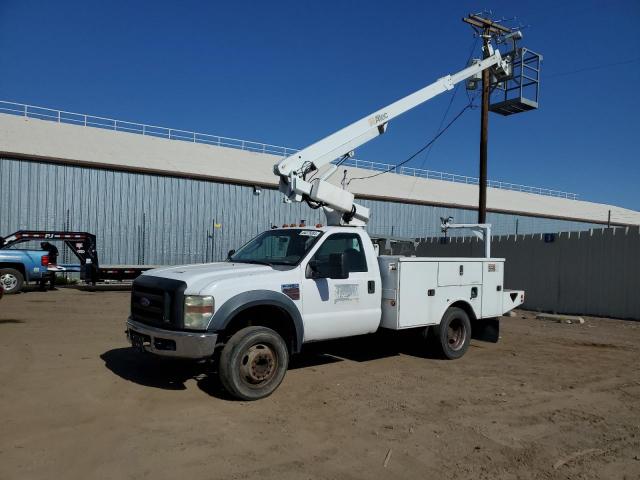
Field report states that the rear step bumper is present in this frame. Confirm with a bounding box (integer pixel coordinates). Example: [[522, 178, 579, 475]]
[[503, 289, 525, 313], [126, 318, 218, 359]]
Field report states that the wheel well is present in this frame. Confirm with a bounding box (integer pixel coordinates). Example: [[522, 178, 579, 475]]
[[221, 305, 298, 353], [448, 300, 478, 322], [0, 263, 26, 277]]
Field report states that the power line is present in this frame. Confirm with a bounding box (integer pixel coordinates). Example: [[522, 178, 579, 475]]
[[346, 40, 481, 187], [346, 102, 475, 186], [546, 56, 640, 79], [416, 36, 480, 172]]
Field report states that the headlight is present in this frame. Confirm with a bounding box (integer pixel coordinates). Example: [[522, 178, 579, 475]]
[[183, 296, 214, 330]]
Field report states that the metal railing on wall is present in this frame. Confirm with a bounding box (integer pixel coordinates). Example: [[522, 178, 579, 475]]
[[0, 100, 578, 200]]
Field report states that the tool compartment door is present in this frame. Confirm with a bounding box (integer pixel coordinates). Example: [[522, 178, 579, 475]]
[[398, 260, 439, 328], [437, 261, 482, 287], [481, 260, 504, 318]]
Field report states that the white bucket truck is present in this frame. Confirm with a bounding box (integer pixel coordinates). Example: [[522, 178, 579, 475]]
[[126, 40, 525, 400]]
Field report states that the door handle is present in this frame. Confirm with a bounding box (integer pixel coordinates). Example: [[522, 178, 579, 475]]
[[471, 287, 478, 299], [368, 280, 375, 294]]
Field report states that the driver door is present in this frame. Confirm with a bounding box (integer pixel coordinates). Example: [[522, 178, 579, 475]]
[[301, 232, 380, 341]]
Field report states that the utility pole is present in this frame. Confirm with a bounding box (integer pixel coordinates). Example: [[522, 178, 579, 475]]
[[479, 36, 490, 223], [463, 14, 511, 223]]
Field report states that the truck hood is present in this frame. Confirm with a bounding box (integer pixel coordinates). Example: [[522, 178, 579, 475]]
[[142, 262, 275, 294]]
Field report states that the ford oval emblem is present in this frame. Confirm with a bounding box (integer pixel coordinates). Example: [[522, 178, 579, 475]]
[[139, 297, 151, 307]]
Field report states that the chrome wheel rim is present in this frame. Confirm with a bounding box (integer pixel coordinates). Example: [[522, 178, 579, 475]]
[[0, 273, 18, 292]]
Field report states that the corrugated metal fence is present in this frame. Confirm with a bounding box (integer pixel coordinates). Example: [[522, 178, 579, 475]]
[[1, 157, 599, 265], [381, 228, 640, 320]]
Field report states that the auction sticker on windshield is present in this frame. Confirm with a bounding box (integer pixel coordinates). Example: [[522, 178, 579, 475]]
[[299, 230, 321, 237]]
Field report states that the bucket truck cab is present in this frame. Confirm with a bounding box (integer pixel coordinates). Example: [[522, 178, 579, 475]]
[[126, 225, 524, 400]]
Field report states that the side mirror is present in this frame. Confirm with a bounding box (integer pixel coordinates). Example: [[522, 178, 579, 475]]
[[227, 249, 236, 260], [306, 252, 349, 280]]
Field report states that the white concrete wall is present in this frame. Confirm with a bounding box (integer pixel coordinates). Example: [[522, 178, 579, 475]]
[[1, 113, 638, 226]]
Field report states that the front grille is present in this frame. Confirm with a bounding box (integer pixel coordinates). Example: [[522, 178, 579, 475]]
[[130, 275, 187, 329], [131, 286, 167, 324]]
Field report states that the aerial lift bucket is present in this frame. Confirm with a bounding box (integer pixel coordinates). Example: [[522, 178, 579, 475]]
[[488, 47, 542, 115]]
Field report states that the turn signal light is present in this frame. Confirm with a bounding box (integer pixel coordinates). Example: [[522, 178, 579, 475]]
[[41, 255, 49, 266]]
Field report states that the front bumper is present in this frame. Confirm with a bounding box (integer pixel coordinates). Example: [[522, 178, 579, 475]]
[[126, 318, 218, 359]]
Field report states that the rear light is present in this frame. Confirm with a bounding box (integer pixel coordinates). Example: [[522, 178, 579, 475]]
[[41, 255, 49, 266]]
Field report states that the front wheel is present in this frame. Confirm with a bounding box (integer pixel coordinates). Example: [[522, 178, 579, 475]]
[[0, 268, 24, 294], [433, 307, 471, 359], [218, 326, 289, 400]]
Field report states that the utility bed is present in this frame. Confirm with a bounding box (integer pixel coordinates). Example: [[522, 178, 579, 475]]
[[378, 256, 524, 330]]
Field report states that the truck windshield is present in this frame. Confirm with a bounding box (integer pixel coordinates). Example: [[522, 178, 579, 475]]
[[230, 229, 323, 266]]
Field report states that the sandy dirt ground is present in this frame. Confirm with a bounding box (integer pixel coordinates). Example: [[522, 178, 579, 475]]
[[0, 288, 639, 480]]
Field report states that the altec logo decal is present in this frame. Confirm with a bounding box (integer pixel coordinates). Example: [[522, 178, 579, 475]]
[[368, 112, 389, 126], [281, 284, 300, 300]]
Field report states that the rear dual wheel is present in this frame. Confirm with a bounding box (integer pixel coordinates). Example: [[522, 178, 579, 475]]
[[219, 326, 289, 401]]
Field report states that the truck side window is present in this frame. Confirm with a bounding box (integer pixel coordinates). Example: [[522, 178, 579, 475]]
[[313, 233, 367, 273]]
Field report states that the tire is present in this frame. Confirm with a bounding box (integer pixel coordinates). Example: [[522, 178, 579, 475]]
[[218, 326, 289, 401], [0, 268, 24, 294], [433, 307, 471, 360]]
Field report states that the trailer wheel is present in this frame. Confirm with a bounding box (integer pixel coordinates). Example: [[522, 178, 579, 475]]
[[0, 268, 24, 294], [434, 307, 471, 359], [219, 326, 289, 401]]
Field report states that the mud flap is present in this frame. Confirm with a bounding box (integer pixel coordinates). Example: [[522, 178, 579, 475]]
[[471, 318, 500, 343]]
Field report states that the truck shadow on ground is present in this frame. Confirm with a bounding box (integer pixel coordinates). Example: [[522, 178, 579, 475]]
[[100, 331, 440, 400]]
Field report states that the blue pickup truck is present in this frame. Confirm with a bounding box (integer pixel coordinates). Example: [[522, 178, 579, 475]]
[[0, 244, 50, 294]]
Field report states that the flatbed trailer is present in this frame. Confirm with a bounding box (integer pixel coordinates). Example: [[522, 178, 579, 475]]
[[0, 230, 153, 287]]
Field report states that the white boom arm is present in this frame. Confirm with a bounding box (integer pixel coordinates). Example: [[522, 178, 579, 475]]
[[274, 48, 511, 226]]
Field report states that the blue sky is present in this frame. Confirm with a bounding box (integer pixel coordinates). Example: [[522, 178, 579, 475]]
[[1, 0, 638, 210]]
